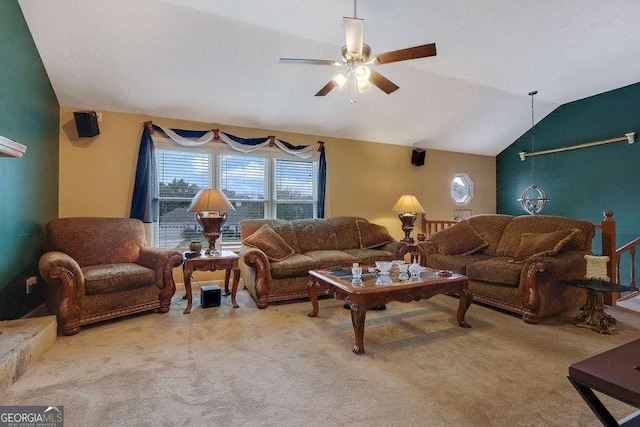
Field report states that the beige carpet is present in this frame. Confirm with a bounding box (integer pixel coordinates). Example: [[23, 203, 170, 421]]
[[4, 283, 640, 427]]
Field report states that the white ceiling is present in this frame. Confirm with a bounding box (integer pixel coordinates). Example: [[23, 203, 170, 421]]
[[18, 0, 640, 155]]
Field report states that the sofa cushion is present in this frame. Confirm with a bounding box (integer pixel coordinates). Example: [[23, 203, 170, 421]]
[[303, 250, 358, 269], [270, 254, 318, 279], [465, 257, 522, 286], [513, 228, 581, 261], [423, 253, 494, 275], [343, 248, 396, 265], [241, 219, 300, 253], [496, 215, 594, 257], [327, 216, 367, 250], [356, 220, 395, 249], [242, 224, 295, 261], [292, 219, 339, 252], [83, 263, 156, 295], [431, 221, 489, 255], [466, 215, 514, 256]]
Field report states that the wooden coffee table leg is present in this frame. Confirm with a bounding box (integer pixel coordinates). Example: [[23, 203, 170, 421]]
[[457, 282, 473, 328], [350, 304, 367, 354], [308, 278, 320, 317]]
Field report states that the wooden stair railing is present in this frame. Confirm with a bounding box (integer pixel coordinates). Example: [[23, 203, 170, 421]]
[[615, 236, 640, 302], [421, 214, 458, 239]]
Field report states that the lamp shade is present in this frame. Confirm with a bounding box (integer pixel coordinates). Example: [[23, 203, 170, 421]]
[[187, 189, 235, 213], [392, 195, 425, 214]]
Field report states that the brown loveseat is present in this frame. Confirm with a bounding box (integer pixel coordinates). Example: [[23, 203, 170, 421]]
[[239, 217, 405, 308], [418, 214, 595, 323], [39, 217, 183, 335]]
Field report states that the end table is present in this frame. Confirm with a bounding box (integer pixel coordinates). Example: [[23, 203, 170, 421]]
[[398, 243, 426, 265], [560, 278, 633, 334], [182, 250, 240, 314]]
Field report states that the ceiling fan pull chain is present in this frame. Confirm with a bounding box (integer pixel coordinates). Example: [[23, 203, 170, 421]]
[[354, 0, 357, 18], [350, 76, 357, 103]]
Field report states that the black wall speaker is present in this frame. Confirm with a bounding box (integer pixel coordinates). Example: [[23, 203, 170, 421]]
[[73, 111, 100, 137], [411, 148, 426, 166]]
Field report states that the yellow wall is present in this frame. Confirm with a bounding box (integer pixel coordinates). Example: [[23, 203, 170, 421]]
[[59, 106, 496, 282]]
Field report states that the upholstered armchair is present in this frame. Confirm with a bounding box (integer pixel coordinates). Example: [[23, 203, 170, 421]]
[[39, 217, 183, 336]]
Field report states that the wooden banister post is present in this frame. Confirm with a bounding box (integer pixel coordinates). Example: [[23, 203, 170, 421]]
[[600, 210, 618, 304]]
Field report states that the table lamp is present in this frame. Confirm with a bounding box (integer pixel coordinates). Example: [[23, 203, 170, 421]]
[[187, 189, 235, 254], [392, 195, 425, 243]]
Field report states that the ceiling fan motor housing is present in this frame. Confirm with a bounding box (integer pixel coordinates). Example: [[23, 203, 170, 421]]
[[340, 44, 371, 65]]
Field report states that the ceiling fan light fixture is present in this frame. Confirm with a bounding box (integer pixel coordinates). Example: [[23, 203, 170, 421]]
[[357, 78, 371, 93], [355, 65, 371, 82], [332, 73, 348, 89]]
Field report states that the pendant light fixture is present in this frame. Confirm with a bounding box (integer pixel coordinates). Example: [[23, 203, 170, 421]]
[[518, 90, 549, 215]]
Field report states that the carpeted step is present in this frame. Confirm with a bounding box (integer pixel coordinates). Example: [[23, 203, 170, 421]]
[[0, 315, 57, 391]]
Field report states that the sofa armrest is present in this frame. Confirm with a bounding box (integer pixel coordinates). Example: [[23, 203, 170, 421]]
[[520, 251, 588, 287], [518, 251, 588, 323], [138, 247, 183, 288], [39, 251, 85, 295], [239, 245, 273, 309], [138, 247, 182, 310], [39, 251, 84, 329], [239, 245, 272, 278]]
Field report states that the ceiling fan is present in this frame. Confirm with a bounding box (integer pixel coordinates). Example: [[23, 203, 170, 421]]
[[279, 0, 437, 102]]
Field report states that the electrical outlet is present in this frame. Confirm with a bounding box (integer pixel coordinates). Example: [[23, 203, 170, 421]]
[[26, 276, 37, 294]]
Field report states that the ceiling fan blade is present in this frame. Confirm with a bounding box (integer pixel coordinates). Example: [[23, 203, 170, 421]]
[[372, 43, 437, 65], [280, 58, 342, 66], [343, 17, 364, 58], [369, 70, 399, 94], [315, 80, 337, 96]]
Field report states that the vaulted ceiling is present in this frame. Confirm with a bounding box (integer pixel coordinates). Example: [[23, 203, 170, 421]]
[[18, 0, 640, 155]]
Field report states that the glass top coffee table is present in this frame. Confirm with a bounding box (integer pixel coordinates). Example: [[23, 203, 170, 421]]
[[308, 267, 472, 354]]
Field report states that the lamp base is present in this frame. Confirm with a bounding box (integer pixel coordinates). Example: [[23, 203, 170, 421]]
[[196, 212, 227, 255], [398, 213, 417, 244]]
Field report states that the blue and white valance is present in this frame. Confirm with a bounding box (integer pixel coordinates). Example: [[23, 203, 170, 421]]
[[152, 124, 319, 159], [131, 122, 327, 230]]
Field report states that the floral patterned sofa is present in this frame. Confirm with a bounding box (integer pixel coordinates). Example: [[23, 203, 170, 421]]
[[239, 217, 405, 308], [39, 217, 183, 335], [418, 214, 595, 323]]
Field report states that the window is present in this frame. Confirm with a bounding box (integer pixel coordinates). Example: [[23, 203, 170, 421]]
[[156, 145, 318, 249], [157, 150, 210, 249], [219, 154, 267, 242], [450, 173, 474, 205], [274, 158, 315, 220]]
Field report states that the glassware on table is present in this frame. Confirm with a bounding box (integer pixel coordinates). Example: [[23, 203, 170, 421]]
[[375, 274, 394, 285], [351, 263, 363, 278], [375, 261, 393, 275], [408, 257, 422, 278], [397, 263, 409, 274]]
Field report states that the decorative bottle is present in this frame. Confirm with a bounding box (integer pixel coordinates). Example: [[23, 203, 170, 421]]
[[408, 255, 421, 278]]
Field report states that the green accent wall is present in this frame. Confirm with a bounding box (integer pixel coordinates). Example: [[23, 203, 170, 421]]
[[0, 1, 59, 319], [497, 82, 640, 261]]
